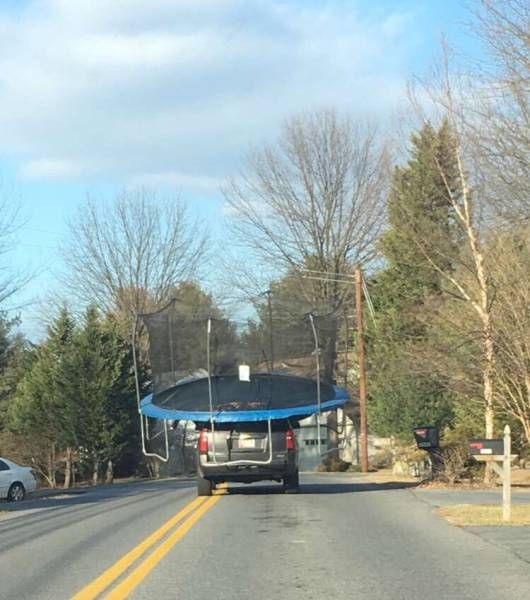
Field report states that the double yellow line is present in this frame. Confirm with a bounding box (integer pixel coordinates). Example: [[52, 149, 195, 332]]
[[73, 486, 226, 600]]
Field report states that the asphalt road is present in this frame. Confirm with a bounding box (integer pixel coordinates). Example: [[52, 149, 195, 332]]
[[1, 474, 530, 599]]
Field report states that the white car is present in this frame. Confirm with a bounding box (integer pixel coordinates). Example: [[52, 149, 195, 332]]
[[0, 458, 37, 502]]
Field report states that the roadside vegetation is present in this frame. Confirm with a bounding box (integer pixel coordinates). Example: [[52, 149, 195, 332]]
[[438, 504, 530, 527], [0, 1, 528, 486]]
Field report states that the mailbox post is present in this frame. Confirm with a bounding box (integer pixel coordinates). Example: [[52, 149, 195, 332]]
[[413, 426, 441, 478], [468, 425, 515, 522], [503, 425, 511, 522]]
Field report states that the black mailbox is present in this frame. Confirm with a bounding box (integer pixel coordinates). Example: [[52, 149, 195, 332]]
[[469, 438, 503, 456], [413, 426, 439, 450]]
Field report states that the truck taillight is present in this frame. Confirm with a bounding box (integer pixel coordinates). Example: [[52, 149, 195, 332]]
[[198, 429, 209, 454], [285, 429, 295, 451]]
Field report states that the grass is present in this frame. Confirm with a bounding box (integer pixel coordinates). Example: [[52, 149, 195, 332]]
[[360, 468, 418, 484], [438, 504, 530, 526], [511, 470, 530, 486]]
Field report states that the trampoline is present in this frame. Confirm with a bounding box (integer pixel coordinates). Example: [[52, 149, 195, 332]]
[[133, 298, 349, 461]]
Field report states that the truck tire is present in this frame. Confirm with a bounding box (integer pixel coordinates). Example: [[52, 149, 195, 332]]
[[197, 474, 213, 496], [283, 470, 299, 494]]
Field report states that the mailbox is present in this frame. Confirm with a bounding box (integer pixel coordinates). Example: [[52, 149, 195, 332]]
[[413, 426, 439, 450], [469, 438, 504, 456]]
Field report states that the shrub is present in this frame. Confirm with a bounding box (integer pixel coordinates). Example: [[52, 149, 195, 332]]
[[392, 445, 431, 478], [317, 454, 351, 472], [517, 445, 530, 469], [370, 448, 393, 470], [429, 443, 484, 484], [348, 464, 362, 473]]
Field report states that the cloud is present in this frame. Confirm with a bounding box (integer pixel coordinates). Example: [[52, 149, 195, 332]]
[[129, 171, 223, 192], [19, 158, 83, 179], [0, 1, 418, 191]]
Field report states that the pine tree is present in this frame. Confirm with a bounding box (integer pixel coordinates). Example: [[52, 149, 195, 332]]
[[72, 305, 135, 484], [0, 314, 27, 431], [378, 119, 461, 308], [9, 306, 77, 486], [368, 121, 461, 439]]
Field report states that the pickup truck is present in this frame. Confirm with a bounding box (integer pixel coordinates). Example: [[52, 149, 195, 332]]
[[196, 419, 299, 495]]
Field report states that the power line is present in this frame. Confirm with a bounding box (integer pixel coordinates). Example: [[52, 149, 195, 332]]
[[362, 278, 375, 321], [301, 274, 376, 325], [301, 275, 358, 285], [298, 268, 356, 280]]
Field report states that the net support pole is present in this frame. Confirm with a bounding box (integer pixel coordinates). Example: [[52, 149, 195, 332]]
[[266, 289, 274, 371], [309, 313, 322, 457], [132, 316, 142, 415], [206, 318, 217, 462], [132, 315, 169, 462]]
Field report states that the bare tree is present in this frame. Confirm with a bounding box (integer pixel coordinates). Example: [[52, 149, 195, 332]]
[[224, 109, 389, 459], [0, 196, 29, 307], [62, 189, 208, 323], [224, 109, 390, 311], [403, 0, 528, 470], [470, 0, 530, 222], [409, 50, 498, 446], [490, 226, 530, 443]]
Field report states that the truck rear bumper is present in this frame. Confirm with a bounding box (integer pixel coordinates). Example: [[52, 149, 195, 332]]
[[199, 458, 296, 483]]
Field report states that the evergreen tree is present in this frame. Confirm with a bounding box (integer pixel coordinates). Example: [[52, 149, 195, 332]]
[[10, 305, 139, 485], [0, 315, 28, 431], [377, 119, 462, 308], [368, 121, 461, 439], [9, 307, 77, 486], [72, 306, 136, 484]]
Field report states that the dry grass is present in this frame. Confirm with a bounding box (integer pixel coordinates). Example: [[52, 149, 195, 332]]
[[362, 468, 418, 484], [419, 480, 494, 490], [511, 470, 530, 486], [438, 504, 530, 526]]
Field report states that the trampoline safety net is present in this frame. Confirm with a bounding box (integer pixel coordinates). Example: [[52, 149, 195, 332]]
[[135, 297, 348, 423]]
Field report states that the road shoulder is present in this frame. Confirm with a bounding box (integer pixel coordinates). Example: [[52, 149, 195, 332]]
[[412, 486, 530, 564]]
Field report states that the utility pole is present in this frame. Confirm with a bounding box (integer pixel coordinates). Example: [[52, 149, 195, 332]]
[[265, 289, 274, 371], [355, 266, 369, 473]]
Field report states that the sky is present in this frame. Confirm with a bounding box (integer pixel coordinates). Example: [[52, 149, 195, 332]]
[[0, 0, 480, 338]]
